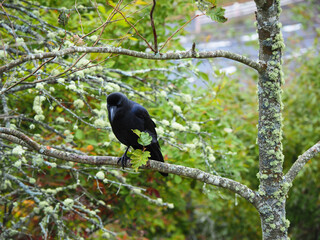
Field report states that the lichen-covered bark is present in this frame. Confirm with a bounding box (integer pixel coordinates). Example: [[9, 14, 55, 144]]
[[0, 46, 261, 78], [0, 127, 262, 210], [255, 0, 288, 239], [285, 141, 320, 185]]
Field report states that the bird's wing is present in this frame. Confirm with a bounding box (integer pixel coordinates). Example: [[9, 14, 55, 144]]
[[132, 104, 158, 143]]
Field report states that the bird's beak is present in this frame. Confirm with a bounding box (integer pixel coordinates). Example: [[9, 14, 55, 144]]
[[109, 106, 116, 122]]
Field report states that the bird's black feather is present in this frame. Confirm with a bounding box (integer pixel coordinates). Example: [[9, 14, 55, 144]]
[[107, 92, 168, 176]]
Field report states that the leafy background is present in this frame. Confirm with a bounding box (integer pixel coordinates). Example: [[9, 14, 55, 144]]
[[0, 0, 319, 239]]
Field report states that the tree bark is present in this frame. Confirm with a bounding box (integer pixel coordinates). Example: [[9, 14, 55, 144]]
[[255, 0, 288, 239]]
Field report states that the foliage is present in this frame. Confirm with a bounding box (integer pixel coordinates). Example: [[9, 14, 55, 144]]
[[0, 0, 319, 239], [132, 129, 152, 146], [0, 0, 252, 239], [283, 52, 320, 239], [130, 130, 152, 171], [195, 0, 228, 23], [214, 50, 320, 239]]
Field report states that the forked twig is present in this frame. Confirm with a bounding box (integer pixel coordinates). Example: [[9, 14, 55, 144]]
[[106, 1, 156, 52]]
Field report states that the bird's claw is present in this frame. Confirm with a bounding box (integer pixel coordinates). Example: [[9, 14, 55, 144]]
[[117, 154, 130, 169]]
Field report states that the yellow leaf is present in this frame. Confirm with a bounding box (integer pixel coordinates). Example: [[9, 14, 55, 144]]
[[128, 36, 138, 41], [135, 0, 148, 5], [56, 106, 63, 113]]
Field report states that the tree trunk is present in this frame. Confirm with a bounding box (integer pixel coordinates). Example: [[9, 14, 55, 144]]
[[255, 0, 289, 239]]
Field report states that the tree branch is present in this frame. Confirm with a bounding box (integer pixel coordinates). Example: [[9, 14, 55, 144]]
[[2, 57, 55, 93], [0, 46, 262, 83], [284, 141, 320, 185], [106, 1, 156, 52], [150, 0, 158, 53], [0, 127, 262, 210]]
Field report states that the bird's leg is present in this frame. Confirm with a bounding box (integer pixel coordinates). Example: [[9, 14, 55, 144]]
[[117, 146, 130, 169]]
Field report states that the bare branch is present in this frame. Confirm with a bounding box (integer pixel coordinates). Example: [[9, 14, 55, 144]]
[[106, 1, 156, 52], [0, 127, 262, 210], [284, 141, 320, 185], [0, 114, 77, 146], [0, 46, 262, 82], [0, 82, 10, 128], [0, 133, 33, 149], [2, 57, 55, 93], [150, 0, 158, 53]]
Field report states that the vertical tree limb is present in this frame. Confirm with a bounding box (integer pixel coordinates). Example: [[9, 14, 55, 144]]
[[150, 0, 158, 53]]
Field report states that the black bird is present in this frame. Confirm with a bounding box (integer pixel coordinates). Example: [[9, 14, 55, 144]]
[[107, 92, 168, 176]]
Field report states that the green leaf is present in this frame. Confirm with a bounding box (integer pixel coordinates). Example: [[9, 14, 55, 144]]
[[132, 129, 141, 137], [138, 132, 152, 146], [75, 129, 84, 140], [199, 72, 209, 82], [174, 175, 182, 184], [207, 7, 228, 23], [130, 149, 150, 172], [132, 129, 152, 146]]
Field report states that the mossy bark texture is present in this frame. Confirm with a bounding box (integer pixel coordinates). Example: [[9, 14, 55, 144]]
[[255, 0, 288, 239]]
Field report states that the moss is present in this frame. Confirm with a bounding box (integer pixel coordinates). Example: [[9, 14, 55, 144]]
[[44, 206, 54, 214], [275, 150, 284, 162], [270, 160, 278, 166], [269, 223, 276, 229], [39, 201, 49, 208], [285, 219, 290, 228], [265, 215, 274, 223], [259, 128, 266, 134], [273, 190, 282, 198], [258, 189, 266, 196], [280, 70, 285, 85], [268, 149, 275, 154], [280, 182, 292, 194], [269, 61, 276, 66], [272, 33, 285, 50]]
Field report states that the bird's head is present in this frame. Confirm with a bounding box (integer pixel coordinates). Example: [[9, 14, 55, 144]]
[[107, 92, 128, 122]]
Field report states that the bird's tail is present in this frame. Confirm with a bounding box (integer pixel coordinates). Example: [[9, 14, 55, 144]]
[[147, 143, 168, 177]]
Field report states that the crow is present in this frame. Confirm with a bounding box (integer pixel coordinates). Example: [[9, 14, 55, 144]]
[[107, 92, 168, 176]]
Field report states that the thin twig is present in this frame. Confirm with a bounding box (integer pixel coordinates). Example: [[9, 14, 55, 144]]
[[106, 1, 156, 52], [92, 0, 123, 47], [0, 82, 10, 128], [150, 0, 158, 53], [81, 2, 150, 40], [74, 0, 84, 35], [1, 57, 55, 93], [90, 0, 103, 23], [159, 14, 204, 52], [0, 2, 18, 55], [42, 89, 102, 129]]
